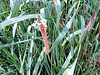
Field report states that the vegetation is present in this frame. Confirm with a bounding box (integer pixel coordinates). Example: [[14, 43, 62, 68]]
[[0, 0, 100, 75]]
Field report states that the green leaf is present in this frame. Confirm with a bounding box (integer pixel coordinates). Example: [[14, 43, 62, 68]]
[[32, 48, 45, 75], [40, 8, 45, 19], [62, 45, 81, 75], [27, 29, 34, 75], [20, 25, 33, 74], [11, 0, 22, 17], [0, 39, 31, 48], [62, 29, 82, 46], [64, 0, 67, 3], [50, 10, 77, 50], [10, 0, 15, 10], [13, 12, 26, 38], [66, 2, 77, 20], [80, 16, 85, 29], [58, 15, 86, 75], [0, 66, 5, 72], [56, 0, 61, 21], [0, 14, 37, 30], [13, 23, 17, 38], [80, 15, 85, 36], [62, 58, 77, 75]]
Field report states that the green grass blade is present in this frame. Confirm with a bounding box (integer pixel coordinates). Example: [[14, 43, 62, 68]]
[[38, 63, 43, 75], [80, 16, 85, 30], [56, 0, 61, 21], [20, 25, 33, 74], [40, 8, 45, 19], [58, 15, 86, 75], [66, 2, 77, 20], [64, 0, 67, 3], [62, 29, 82, 46], [0, 14, 37, 30], [27, 34, 34, 75], [62, 45, 81, 75], [13, 23, 17, 38], [0, 66, 5, 72], [80, 15, 85, 36], [50, 10, 77, 50], [32, 48, 45, 75], [58, 47, 76, 75], [13, 12, 25, 38], [62, 58, 77, 75], [10, 0, 15, 10], [11, 0, 22, 17], [0, 39, 31, 48]]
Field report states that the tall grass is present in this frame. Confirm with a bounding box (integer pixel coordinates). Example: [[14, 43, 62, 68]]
[[0, 0, 100, 75]]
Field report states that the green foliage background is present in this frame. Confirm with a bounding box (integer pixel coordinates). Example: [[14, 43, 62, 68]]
[[0, 0, 100, 75]]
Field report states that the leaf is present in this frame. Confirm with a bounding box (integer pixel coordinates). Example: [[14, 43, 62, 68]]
[[66, 2, 77, 20], [32, 48, 45, 75], [50, 10, 77, 50], [0, 14, 37, 30], [62, 58, 77, 75], [38, 63, 43, 75], [13, 12, 25, 38], [40, 8, 45, 19], [20, 25, 33, 74], [0, 39, 31, 48], [27, 29, 34, 75], [0, 66, 5, 72], [13, 23, 17, 38], [11, 0, 22, 17], [62, 29, 82, 46], [58, 48, 74, 75], [56, 0, 61, 20], [80, 16, 85, 29], [62, 44, 81, 75], [80, 16, 85, 36], [30, 0, 42, 2], [58, 44, 82, 75], [64, 0, 67, 3], [10, 0, 15, 10], [58, 15, 86, 75]]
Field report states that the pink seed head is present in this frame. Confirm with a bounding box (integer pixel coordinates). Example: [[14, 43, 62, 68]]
[[95, 23, 99, 30], [52, 8, 54, 19], [53, 0, 56, 5], [84, 7, 87, 14], [97, 4, 100, 11], [92, 11, 97, 19], [94, 33, 99, 41], [32, 1, 37, 7]]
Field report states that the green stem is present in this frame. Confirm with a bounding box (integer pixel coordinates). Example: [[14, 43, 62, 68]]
[[47, 54, 60, 71], [55, 6, 58, 25]]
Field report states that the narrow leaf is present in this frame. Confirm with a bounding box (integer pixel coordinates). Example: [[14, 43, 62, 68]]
[[50, 10, 77, 50], [33, 48, 45, 75], [62, 58, 77, 75], [0, 14, 37, 30]]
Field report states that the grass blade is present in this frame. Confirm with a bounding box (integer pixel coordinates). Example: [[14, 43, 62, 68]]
[[11, 0, 22, 17], [56, 0, 61, 21], [0, 14, 37, 30], [62, 58, 77, 75], [62, 29, 82, 46], [32, 48, 45, 75], [50, 10, 77, 50], [66, 2, 77, 20], [27, 32, 34, 75], [62, 45, 81, 75]]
